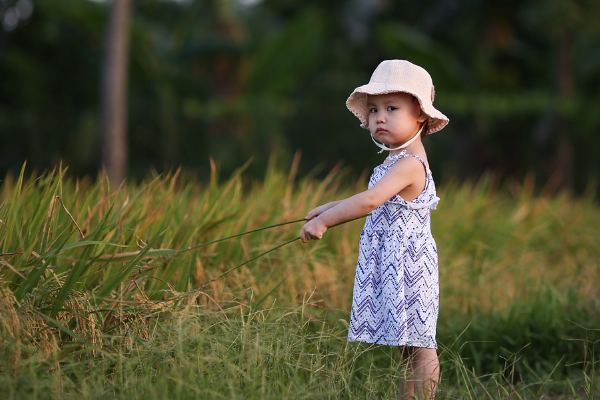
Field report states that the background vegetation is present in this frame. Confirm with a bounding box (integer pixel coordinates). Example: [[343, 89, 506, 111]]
[[1, 0, 600, 192]]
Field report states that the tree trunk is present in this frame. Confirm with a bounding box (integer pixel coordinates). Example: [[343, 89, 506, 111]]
[[555, 30, 573, 192], [100, 0, 132, 186]]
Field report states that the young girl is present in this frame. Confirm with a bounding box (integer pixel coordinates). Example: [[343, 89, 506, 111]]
[[301, 60, 449, 399]]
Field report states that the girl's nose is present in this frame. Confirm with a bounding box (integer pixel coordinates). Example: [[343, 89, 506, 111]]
[[376, 113, 385, 124]]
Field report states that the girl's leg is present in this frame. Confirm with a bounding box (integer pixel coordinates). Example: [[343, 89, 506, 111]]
[[398, 347, 439, 400], [413, 347, 439, 399]]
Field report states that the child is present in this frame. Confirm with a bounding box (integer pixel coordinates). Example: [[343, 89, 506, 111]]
[[301, 59, 448, 399]]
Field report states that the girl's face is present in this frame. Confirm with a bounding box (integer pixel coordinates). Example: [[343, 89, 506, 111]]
[[367, 92, 427, 150]]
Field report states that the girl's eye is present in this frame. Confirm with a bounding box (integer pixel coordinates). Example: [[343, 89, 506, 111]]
[[369, 108, 377, 113], [387, 106, 397, 111]]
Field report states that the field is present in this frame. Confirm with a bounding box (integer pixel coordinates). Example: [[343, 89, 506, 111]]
[[1, 159, 599, 399]]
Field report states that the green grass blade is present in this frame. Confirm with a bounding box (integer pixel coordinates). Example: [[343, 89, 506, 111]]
[[94, 233, 165, 300], [52, 204, 117, 312]]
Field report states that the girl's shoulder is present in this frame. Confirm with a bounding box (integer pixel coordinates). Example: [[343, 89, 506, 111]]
[[382, 151, 439, 209], [384, 150, 430, 171]]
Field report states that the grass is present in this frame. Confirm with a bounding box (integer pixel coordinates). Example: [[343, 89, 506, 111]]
[[0, 158, 599, 398]]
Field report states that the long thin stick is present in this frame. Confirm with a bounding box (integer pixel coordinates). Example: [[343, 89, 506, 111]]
[[183, 217, 306, 252], [196, 213, 370, 288], [65, 218, 308, 263], [199, 237, 301, 288]]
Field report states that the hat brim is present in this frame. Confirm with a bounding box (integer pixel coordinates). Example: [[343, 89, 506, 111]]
[[346, 84, 449, 135]]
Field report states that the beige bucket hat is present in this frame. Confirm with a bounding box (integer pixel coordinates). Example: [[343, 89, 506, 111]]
[[346, 60, 449, 134]]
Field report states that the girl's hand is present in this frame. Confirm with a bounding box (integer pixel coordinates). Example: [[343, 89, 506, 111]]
[[300, 218, 328, 243]]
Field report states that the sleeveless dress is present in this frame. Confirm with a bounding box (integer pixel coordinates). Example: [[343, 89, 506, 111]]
[[347, 150, 440, 348]]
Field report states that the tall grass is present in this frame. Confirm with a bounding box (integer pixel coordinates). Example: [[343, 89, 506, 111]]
[[0, 159, 599, 398]]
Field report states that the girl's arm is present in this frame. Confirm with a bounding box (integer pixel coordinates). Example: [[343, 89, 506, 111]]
[[305, 200, 343, 220], [301, 158, 424, 243]]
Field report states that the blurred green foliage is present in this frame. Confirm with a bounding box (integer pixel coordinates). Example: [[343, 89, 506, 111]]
[[1, 0, 600, 193]]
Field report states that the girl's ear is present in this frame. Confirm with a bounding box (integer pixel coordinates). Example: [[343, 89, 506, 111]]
[[417, 111, 428, 123]]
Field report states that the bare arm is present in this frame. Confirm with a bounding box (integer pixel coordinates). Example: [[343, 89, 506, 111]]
[[305, 200, 343, 220], [301, 158, 424, 242]]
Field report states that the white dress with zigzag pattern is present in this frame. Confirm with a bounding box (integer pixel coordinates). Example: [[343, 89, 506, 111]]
[[348, 150, 440, 348]]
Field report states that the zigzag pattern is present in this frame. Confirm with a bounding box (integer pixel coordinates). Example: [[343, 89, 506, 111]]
[[348, 151, 440, 349]]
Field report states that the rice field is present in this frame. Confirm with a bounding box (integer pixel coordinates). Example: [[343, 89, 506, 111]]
[[0, 158, 599, 399]]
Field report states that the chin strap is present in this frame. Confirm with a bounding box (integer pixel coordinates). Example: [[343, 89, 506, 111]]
[[371, 125, 424, 154]]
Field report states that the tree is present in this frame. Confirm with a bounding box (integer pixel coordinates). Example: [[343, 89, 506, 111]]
[[100, 0, 132, 185]]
